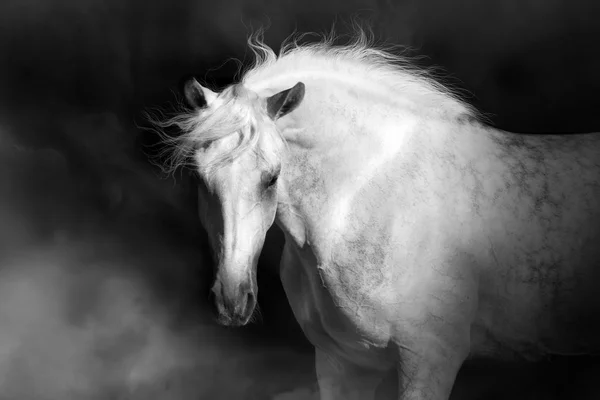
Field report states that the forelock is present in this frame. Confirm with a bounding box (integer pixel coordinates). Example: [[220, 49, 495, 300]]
[[148, 83, 281, 179]]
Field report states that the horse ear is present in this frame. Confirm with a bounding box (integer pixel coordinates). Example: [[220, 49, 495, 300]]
[[267, 82, 305, 120], [183, 78, 218, 110]]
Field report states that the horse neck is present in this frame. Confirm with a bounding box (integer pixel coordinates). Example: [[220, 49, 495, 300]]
[[284, 77, 482, 162], [272, 77, 487, 248]]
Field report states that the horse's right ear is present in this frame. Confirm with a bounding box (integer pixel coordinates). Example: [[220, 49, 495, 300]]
[[183, 78, 218, 110]]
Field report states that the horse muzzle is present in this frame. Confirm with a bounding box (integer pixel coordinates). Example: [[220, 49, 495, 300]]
[[211, 279, 257, 327]]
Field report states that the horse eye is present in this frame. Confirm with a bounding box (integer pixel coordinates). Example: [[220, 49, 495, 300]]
[[266, 174, 278, 188]]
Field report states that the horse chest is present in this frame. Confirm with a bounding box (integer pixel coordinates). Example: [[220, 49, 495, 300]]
[[279, 242, 394, 370]]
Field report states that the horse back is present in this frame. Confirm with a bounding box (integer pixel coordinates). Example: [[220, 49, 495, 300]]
[[469, 129, 600, 359]]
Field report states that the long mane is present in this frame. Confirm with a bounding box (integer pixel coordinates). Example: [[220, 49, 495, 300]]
[[148, 26, 482, 176], [242, 28, 479, 118]]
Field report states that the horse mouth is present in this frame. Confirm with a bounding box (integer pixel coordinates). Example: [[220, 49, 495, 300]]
[[215, 309, 254, 327], [216, 314, 249, 327]]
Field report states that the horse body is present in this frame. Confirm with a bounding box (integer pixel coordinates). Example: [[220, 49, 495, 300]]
[[275, 93, 600, 396], [467, 130, 600, 360], [157, 31, 600, 399]]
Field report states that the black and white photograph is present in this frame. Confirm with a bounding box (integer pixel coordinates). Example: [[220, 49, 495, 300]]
[[0, 0, 599, 399]]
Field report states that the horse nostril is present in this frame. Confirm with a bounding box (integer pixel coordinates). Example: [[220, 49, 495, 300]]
[[244, 291, 256, 316]]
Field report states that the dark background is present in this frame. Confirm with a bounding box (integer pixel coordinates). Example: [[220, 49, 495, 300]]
[[0, 0, 599, 399]]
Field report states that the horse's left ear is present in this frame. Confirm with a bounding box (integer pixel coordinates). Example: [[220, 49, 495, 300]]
[[267, 82, 305, 120]]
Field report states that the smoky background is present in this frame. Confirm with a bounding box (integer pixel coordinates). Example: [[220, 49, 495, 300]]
[[0, 0, 599, 399]]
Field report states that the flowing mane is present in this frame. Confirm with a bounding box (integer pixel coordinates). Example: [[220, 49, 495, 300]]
[[149, 28, 482, 175], [242, 29, 478, 117]]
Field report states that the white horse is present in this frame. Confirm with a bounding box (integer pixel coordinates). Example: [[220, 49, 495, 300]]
[[154, 30, 600, 399]]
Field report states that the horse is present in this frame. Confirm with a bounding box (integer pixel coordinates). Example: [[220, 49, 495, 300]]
[[153, 30, 600, 399]]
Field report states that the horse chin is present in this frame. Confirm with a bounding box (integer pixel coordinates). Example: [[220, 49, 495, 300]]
[[216, 312, 253, 328]]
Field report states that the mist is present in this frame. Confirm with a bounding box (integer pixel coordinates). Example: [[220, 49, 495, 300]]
[[0, 0, 598, 399]]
